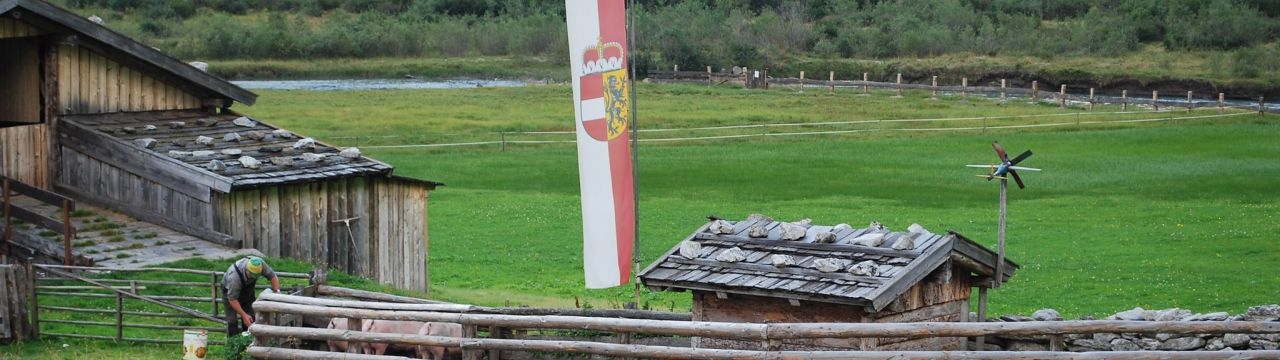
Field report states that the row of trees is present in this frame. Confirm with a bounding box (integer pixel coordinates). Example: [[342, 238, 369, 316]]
[[59, 0, 1280, 71]]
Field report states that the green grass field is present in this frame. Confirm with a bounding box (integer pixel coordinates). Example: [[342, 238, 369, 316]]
[[248, 83, 1279, 318], [2, 83, 1277, 359]]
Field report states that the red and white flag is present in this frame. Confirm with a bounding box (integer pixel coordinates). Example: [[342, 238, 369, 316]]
[[566, 0, 634, 289]]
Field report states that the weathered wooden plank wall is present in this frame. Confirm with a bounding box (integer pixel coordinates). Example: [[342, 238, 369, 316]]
[[0, 125, 48, 188], [0, 37, 41, 123], [0, 18, 43, 38], [213, 177, 430, 292], [55, 44, 201, 115]]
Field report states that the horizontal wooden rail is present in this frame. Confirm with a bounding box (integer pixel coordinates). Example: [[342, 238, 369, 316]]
[[247, 325, 1280, 360], [297, 289, 690, 321], [38, 285, 147, 290], [254, 299, 1280, 341], [40, 305, 196, 319], [41, 278, 212, 287], [37, 291, 214, 303], [35, 263, 311, 279], [39, 319, 221, 332], [42, 332, 226, 345]]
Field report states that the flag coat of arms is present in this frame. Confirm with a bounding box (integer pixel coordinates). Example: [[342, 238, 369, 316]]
[[565, 0, 635, 289]]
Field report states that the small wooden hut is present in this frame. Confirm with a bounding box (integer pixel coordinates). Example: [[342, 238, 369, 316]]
[[639, 214, 1018, 351], [0, 0, 437, 291]]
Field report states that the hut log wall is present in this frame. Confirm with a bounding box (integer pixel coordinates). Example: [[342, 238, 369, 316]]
[[213, 177, 429, 292], [692, 269, 970, 351], [0, 18, 50, 188], [0, 125, 49, 188], [55, 44, 201, 115]]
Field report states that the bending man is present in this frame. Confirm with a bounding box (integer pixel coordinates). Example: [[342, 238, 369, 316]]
[[222, 256, 280, 336]]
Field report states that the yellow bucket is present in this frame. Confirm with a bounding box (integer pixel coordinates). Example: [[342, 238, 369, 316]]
[[182, 329, 208, 359]]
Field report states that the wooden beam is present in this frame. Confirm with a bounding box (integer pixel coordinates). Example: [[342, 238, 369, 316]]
[[38, 265, 224, 324], [59, 121, 231, 198]]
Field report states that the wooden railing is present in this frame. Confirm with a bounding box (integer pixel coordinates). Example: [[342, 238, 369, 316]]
[[248, 292, 1280, 360], [2, 175, 76, 265]]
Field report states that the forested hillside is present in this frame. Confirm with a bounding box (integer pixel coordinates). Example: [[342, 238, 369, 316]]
[[53, 0, 1280, 84]]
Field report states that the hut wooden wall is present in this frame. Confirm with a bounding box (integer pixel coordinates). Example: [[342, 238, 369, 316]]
[[55, 44, 202, 115], [0, 125, 49, 188], [213, 177, 431, 292], [692, 269, 971, 351], [0, 18, 43, 38], [0, 36, 41, 123]]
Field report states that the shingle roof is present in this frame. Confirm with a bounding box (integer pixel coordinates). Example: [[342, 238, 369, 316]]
[[639, 215, 1018, 311], [60, 110, 396, 189]]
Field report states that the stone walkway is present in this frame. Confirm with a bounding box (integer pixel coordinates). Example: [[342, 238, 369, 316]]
[[5, 195, 258, 268]]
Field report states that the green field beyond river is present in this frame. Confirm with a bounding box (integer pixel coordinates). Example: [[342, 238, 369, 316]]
[[245, 83, 1280, 318]]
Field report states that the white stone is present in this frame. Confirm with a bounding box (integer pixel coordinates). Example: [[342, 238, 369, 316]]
[[848, 260, 878, 276], [238, 156, 260, 169], [814, 258, 846, 273], [220, 149, 243, 156], [189, 61, 208, 72], [747, 225, 768, 238], [190, 150, 215, 158], [293, 137, 316, 149], [678, 240, 701, 259], [339, 147, 361, 158], [168, 121, 186, 129], [1224, 333, 1251, 348], [1032, 308, 1063, 321], [832, 223, 851, 231], [713, 247, 746, 263], [779, 222, 807, 241], [206, 160, 225, 171], [167, 150, 190, 158], [224, 132, 242, 142], [850, 232, 885, 247], [143, 125, 157, 131], [195, 136, 214, 146], [301, 153, 327, 162], [270, 157, 294, 166], [708, 220, 734, 234], [868, 220, 886, 231], [814, 231, 837, 243], [134, 138, 157, 149], [232, 116, 256, 128], [770, 254, 795, 267], [891, 234, 915, 250], [271, 129, 294, 139], [87, 15, 103, 24]]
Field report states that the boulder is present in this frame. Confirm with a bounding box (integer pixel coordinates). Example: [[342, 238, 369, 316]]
[[143, 124, 157, 131], [196, 118, 218, 127], [271, 129, 294, 138], [206, 160, 226, 171], [770, 254, 795, 267], [293, 137, 316, 149], [270, 157, 294, 166], [1187, 312, 1230, 321], [1066, 339, 1107, 352], [167, 150, 190, 158], [814, 231, 836, 243], [1032, 309, 1062, 321], [224, 132, 242, 142], [1110, 307, 1149, 321], [813, 258, 846, 273], [195, 136, 214, 146], [221, 149, 243, 156], [1204, 338, 1226, 351], [848, 260, 878, 276], [1109, 339, 1141, 351], [832, 223, 851, 231], [890, 234, 914, 250], [1223, 333, 1251, 348], [238, 156, 261, 169], [1250, 339, 1278, 350], [191, 150, 215, 158], [301, 153, 327, 162], [708, 220, 734, 234], [747, 225, 768, 238], [714, 247, 746, 263], [233, 116, 256, 128], [678, 241, 701, 259], [1247, 304, 1280, 320], [1158, 337, 1204, 351], [850, 232, 885, 247], [778, 222, 806, 241]]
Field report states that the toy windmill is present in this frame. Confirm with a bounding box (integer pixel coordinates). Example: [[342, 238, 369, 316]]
[[967, 141, 1040, 287]]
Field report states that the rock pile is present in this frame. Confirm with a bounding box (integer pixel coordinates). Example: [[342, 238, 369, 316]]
[[978, 305, 1280, 352]]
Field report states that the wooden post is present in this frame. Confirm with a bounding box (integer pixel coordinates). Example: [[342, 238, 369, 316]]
[[1219, 93, 1225, 114], [743, 67, 749, 89], [706, 66, 712, 86], [931, 76, 938, 100], [488, 325, 503, 360], [862, 73, 869, 95], [1122, 90, 1128, 111], [1000, 79, 1006, 101], [347, 318, 362, 353], [2, 178, 10, 258], [673, 64, 678, 72], [763, 69, 770, 90], [1058, 84, 1067, 108], [976, 286, 988, 350], [27, 258, 37, 339], [828, 71, 835, 95], [962, 77, 968, 101], [1261, 96, 1266, 116], [1187, 91, 1193, 114], [115, 292, 124, 341], [1152, 90, 1159, 111], [895, 73, 902, 97], [61, 199, 72, 266], [996, 179, 1007, 288], [463, 324, 480, 360], [211, 273, 219, 315], [1088, 88, 1095, 111], [799, 71, 805, 93], [1031, 81, 1039, 103]]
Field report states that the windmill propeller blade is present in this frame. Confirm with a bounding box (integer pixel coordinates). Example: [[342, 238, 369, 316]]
[[992, 141, 1008, 162], [1010, 150, 1033, 166], [1009, 169, 1026, 189]]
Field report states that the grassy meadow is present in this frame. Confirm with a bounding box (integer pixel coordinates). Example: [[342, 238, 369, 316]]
[[246, 83, 1279, 318]]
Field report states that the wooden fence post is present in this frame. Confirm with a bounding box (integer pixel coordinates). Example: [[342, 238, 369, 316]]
[[61, 199, 71, 266], [1260, 96, 1266, 116], [799, 71, 805, 93], [673, 64, 678, 73], [706, 66, 712, 86], [1122, 90, 1128, 111], [1219, 93, 1225, 114], [742, 67, 749, 89], [895, 73, 902, 97], [976, 287, 988, 350], [463, 324, 480, 360], [2, 178, 10, 258], [931, 76, 938, 100], [1089, 88, 1095, 111], [116, 292, 124, 341], [1000, 79, 1006, 101], [211, 273, 219, 315], [828, 71, 834, 95], [962, 77, 968, 101], [1031, 81, 1039, 103], [1152, 90, 1159, 111], [488, 325, 503, 360], [862, 73, 869, 95], [27, 258, 37, 339], [1059, 84, 1066, 108]]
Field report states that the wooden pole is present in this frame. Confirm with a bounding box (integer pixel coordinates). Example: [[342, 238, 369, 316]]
[[673, 64, 678, 72], [999, 79, 1006, 101], [1261, 96, 1266, 116], [2, 178, 10, 258], [211, 273, 219, 316], [37, 266, 223, 323], [1058, 84, 1066, 108], [61, 199, 71, 266], [895, 73, 902, 97], [1031, 81, 1039, 103], [245, 326, 1280, 360], [862, 73, 869, 95], [1187, 91, 1193, 114], [1152, 90, 1159, 111], [799, 71, 805, 93], [488, 325, 503, 360], [27, 258, 38, 339], [1122, 90, 1128, 111], [995, 179, 1007, 288], [115, 292, 124, 341], [706, 66, 712, 86], [1088, 88, 1095, 111], [976, 287, 988, 350], [961, 77, 968, 101], [828, 71, 834, 95], [1219, 93, 1225, 114], [931, 76, 938, 99]]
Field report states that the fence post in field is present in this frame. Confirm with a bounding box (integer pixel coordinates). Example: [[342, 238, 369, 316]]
[[673, 64, 678, 72], [500, 132, 506, 152], [829, 71, 835, 95], [1059, 84, 1066, 108], [1186, 91, 1193, 113], [764, 69, 770, 89], [799, 71, 805, 93], [1122, 90, 1128, 111], [1152, 90, 1159, 111], [1000, 79, 1006, 101], [977, 287, 989, 349], [962, 77, 968, 101], [895, 73, 902, 97], [1261, 96, 1266, 116], [211, 273, 219, 315], [27, 258, 37, 339], [931, 76, 938, 100], [1032, 81, 1039, 103], [862, 73, 869, 95], [1219, 93, 1225, 114], [115, 292, 124, 341], [743, 67, 750, 89], [707, 66, 712, 86], [1089, 88, 1095, 111]]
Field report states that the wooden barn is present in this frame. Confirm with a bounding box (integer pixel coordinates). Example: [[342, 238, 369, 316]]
[[0, 0, 437, 291], [639, 214, 1018, 351]]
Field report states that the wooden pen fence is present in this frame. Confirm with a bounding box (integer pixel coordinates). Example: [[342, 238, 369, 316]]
[[12, 262, 312, 344], [247, 292, 1280, 360]]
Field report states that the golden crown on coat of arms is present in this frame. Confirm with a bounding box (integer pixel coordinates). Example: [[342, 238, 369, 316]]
[[583, 38, 625, 74]]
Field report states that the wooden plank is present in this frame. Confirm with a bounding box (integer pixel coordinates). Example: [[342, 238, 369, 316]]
[[295, 183, 312, 262], [56, 44, 71, 114], [265, 186, 282, 258], [694, 233, 920, 259], [104, 57, 116, 112], [329, 179, 349, 272], [59, 120, 233, 193], [311, 182, 328, 265], [279, 184, 297, 259], [374, 179, 391, 284], [349, 177, 369, 279], [94, 51, 105, 113], [1, 174, 71, 208]]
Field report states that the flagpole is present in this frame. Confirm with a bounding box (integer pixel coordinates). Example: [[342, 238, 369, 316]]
[[625, 0, 642, 307]]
